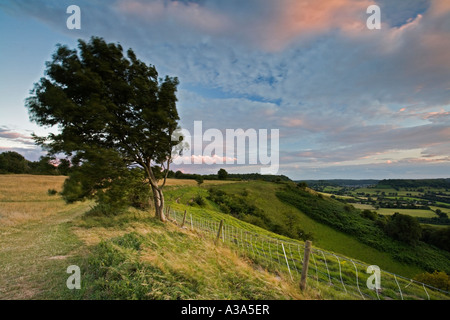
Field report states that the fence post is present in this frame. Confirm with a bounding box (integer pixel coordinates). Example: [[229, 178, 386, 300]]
[[215, 220, 224, 245], [181, 210, 187, 228], [300, 240, 312, 291]]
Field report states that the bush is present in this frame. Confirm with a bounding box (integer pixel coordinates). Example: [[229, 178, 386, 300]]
[[86, 203, 127, 217], [361, 209, 377, 221], [192, 194, 206, 207], [47, 188, 58, 196], [421, 226, 450, 252], [414, 271, 450, 291], [384, 213, 422, 245]]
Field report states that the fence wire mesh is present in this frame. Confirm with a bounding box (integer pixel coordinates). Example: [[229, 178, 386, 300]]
[[168, 209, 450, 300]]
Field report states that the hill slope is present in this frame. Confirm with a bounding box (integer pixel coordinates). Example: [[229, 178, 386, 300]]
[[166, 181, 450, 278]]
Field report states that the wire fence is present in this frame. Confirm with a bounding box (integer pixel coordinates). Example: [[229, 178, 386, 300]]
[[167, 208, 450, 300]]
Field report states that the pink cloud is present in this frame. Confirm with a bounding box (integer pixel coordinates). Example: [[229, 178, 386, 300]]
[[257, 0, 374, 51], [174, 154, 237, 165], [115, 0, 231, 34], [283, 118, 304, 128]]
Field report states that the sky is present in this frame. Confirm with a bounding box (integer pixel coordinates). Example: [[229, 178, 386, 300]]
[[0, 0, 449, 180]]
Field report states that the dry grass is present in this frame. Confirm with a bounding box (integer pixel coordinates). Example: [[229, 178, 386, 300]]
[[0, 175, 67, 201], [0, 175, 76, 227], [133, 221, 310, 300]]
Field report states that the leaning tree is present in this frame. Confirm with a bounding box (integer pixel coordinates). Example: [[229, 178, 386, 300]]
[[26, 36, 182, 221]]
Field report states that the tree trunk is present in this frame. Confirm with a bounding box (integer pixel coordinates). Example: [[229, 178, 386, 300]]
[[151, 184, 166, 222]]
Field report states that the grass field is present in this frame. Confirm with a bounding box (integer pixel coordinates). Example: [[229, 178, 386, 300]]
[[0, 174, 91, 299], [376, 208, 438, 218], [0, 175, 311, 300], [352, 203, 376, 210]]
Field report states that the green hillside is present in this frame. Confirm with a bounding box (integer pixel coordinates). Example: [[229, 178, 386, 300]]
[[166, 181, 450, 278]]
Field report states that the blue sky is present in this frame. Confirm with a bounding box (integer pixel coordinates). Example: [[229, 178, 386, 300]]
[[0, 0, 449, 180]]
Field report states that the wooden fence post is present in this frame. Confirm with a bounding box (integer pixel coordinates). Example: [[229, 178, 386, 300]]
[[181, 210, 187, 228], [215, 220, 224, 245], [300, 240, 312, 291]]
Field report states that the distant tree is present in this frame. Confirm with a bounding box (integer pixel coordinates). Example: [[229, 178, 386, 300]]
[[435, 209, 448, 219], [195, 175, 204, 186], [0, 151, 29, 173], [361, 209, 377, 221], [26, 37, 182, 221], [297, 181, 308, 189], [57, 158, 71, 176], [32, 156, 58, 175], [218, 168, 228, 180], [166, 170, 175, 178], [174, 170, 184, 179]]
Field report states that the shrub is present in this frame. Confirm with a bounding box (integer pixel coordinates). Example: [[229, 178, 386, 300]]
[[414, 271, 450, 291], [384, 213, 422, 245], [361, 209, 377, 221], [192, 194, 206, 207], [47, 188, 58, 196], [85, 203, 127, 217]]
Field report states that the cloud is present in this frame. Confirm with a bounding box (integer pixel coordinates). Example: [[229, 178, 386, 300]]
[[0, 126, 35, 146]]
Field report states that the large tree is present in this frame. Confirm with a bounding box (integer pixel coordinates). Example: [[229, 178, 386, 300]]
[[26, 37, 182, 221]]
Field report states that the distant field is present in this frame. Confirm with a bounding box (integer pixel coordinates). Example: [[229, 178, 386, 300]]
[[0, 175, 79, 227], [376, 208, 438, 218], [0, 174, 67, 202], [317, 192, 353, 199], [430, 206, 450, 215], [352, 203, 376, 210], [161, 178, 238, 187]]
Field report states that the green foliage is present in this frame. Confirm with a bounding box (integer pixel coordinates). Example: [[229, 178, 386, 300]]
[[361, 209, 378, 221], [195, 175, 204, 185], [0, 151, 29, 173], [61, 148, 152, 215], [276, 185, 387, 249], [26, 36, 182, 219], [414, 271, 450, 291], [208, 188, 265, 221], [297, 181, 308, 189], [435, 209, 448, 219], [421, 226, 450, 252], [0, 151, 73, 175], [384, 213, 422, 246], [192, 194, 206, 207], [47, 188, 58, 196], [379, 179, 450, 189], [218, 168, 228, 180], [208, 187, 312, 241]]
